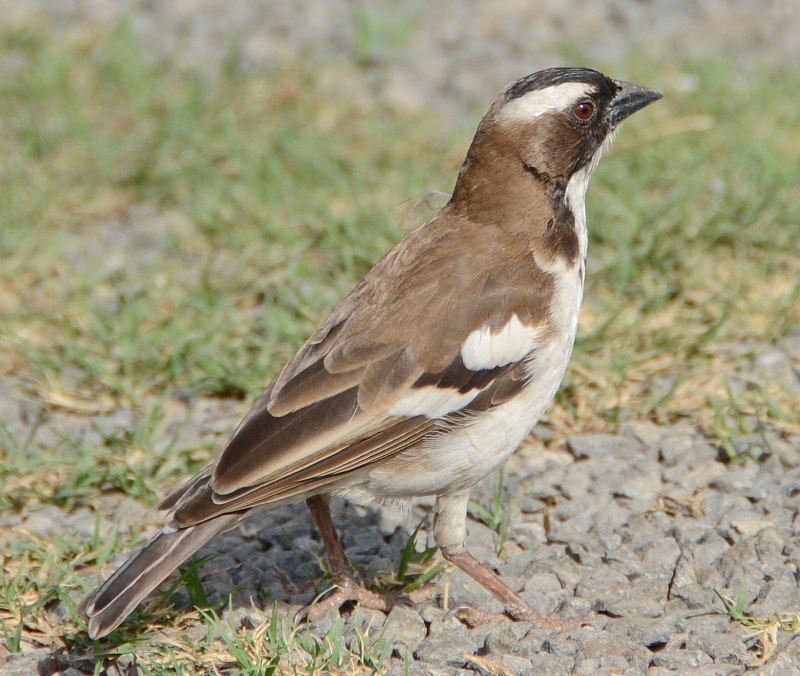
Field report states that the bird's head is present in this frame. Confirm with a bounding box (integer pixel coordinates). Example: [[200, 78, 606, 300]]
[[451, 67, 661, 220]]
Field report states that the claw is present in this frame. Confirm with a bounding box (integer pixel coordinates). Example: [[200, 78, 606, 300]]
[[445, 602, 595, 630], [295, 583, 392, 624]]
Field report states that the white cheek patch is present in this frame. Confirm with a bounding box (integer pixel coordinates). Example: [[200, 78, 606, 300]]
[[461, 314, 542, 371], [388, 386, 479, 418], [499, 82, 594, 122]]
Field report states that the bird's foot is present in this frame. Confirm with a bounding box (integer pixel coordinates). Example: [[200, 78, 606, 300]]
[[438, 548, 594, 630], [447, 602, 593, 630], [298, 582, 390, 622], [297, 579, 438, 622]]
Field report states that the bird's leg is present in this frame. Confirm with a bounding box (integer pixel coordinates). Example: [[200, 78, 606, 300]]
[[301, 495, 390, 618], [306, 495, 358, 583], [435, 491, 583, 629]]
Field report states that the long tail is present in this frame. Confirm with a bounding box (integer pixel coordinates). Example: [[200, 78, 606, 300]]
[[79, 512, 241, 638]]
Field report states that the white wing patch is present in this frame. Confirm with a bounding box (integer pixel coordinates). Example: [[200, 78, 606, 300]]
[[499, 82, 593, 122], [388, 386, 479, 418], [387, 314, 543, 419], [461, 314, 542, 371]]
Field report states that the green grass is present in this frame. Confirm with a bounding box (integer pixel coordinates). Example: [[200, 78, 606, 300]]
[[1, 20, 799, 672], [468, 469, 518, 555], [714, 587, 800, 665], [576, 65, 800, 432]]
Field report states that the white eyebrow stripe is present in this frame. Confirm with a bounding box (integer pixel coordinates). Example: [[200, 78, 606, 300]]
[[499, 82, 594, 122]]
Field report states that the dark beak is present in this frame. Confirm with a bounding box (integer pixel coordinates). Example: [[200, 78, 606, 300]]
[[609, 80, 662, 127]]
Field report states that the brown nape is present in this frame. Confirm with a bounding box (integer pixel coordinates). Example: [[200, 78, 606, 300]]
[[450, 119, 554, 230], [450, 114, 583, 269]]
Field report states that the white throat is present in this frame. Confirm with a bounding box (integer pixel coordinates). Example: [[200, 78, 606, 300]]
[[564, 131, 616, 264], [565, 165, 591, 265]]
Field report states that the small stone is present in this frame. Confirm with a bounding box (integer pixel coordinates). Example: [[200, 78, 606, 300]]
[[574, 635, 651, 673], [515, 589, 568, 615], [770, 438, 800, 467], [485, 629, 544, 658], [684, 631, 748, 662], [523, 572, 563, 594], [381, 606, 426, 659], [42, 599, 72, 628], [650, 648, 714, 670], [752, 578, 800, 615], [413, 637, 471, 670], [566, 433, 642, 461], [625, 617, 676, 647], [604, 599, 666, 619], [114, 653, 139, 672], [658, 430, 699, 465], [554, 469, 590, 500], [673, 582, 715, 609], [574, 565, 631, 606], [731, 517, 774, 537], [672, 520, 715, 546], [669, 460, 726, 492], [307, 606, 339, 636], [620, 420, 666, 447], [37, 654, 63, 676], [509, 621, 533, 641], [690, 530, 732, 568], [518, 496, 548, 513], [351, 607, 386, 634], [501, 549, 538, 577], [418, 604, 445, 624], [439, 572, 503, 613], [497, 654, 534, 675], [423, 615, 454, 640], [640, 537, 681, 574], [629, 567, 673, 599], [498, 575, 526, 593], [527, 652, 575, 675]]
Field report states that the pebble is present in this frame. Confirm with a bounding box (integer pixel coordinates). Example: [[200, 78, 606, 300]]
[[381, 606, 427, 659]]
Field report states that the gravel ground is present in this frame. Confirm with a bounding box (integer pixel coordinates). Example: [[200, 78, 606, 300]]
[[3, 369, 800, 674], [3, 2, 800, 674], [2, 0, 800, 115]]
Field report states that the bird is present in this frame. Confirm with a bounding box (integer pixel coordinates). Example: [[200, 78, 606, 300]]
[[80, 67, 661, 638]]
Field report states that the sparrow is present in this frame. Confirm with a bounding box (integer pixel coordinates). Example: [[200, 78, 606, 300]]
[[81, 67, 661, 638]]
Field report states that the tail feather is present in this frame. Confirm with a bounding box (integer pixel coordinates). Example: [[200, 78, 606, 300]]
[[80, 512, 241, 638]]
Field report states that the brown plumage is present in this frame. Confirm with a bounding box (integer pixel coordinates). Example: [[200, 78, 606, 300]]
[[81, 67, 660, 638]]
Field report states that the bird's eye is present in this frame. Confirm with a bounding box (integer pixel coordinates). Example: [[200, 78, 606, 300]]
[[574, 101, 594, 120]]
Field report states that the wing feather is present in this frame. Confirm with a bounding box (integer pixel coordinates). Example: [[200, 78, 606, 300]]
[[267, 358, 364, 416], [182, 209, 557, 522], [169, 416, 436, 525], [212, 388, 371, 492]]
